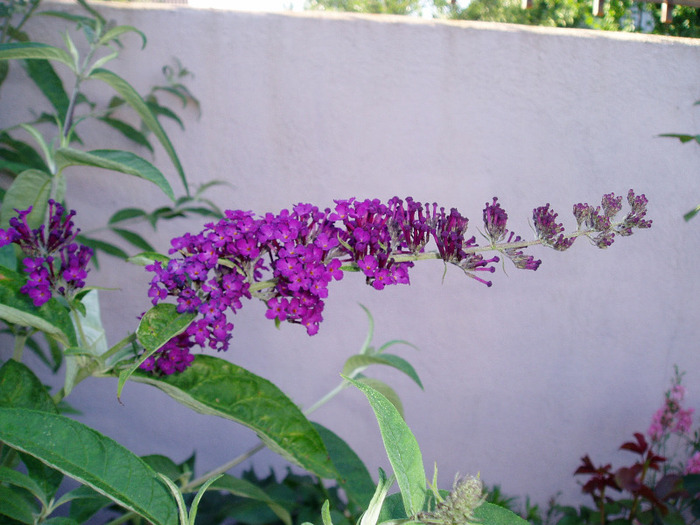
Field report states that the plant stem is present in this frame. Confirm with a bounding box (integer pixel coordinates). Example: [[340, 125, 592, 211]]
[[12, 329, 28, 362]]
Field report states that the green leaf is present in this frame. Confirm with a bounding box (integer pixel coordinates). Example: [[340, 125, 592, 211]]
[[0, 169, 52, 228], [97, 25, 147, 49], [127, 251, 170, 266], [141, 455, 184, 483], [136, 303, 195, 353], [211, 474, 292, 525], [361, 468, 394, 525], [111, 228, 155, 252], [355, 377, 404, 419], [313, 422, 375, 510], [55, 484, 111, 523], [346, 377, 427, 517], [0, 132, 50, 174], [0, 266, 78, 348], [55, 148, 174, 201], [0, 60, 8, 87], [684, 204, 700, 222], [473, 501, 531, 525], [0, 408, 179, 525], [76, 235, 129, 261], [659, 133, 700, 144], [98, 117, 154, 152], [130, 355, 337, 480], [109, 207, 148, 224], [117, 303, 195, 398], [0, 42, 74, 70], [37, 10, 98, 29], [321, 500, 333, 525], [0, 359, 58, 413], [88, 68, 188, 195], [20, 452, 64, 503], [0, 466, 47, 505], [63, 290, 107, 396], [0, 484, 40, 524], [22, 59, 69, 123], [146, 100, 185, 130], [342, 354, 423, 390]]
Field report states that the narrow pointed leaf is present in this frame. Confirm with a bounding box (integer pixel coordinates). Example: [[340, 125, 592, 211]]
[[0, 466, 47, 506], [22, 59, 69, 123], [111, 228, 155, 252], [98, 117, 153, 152], [0, 42, 74, 69], [129, 355, 337, 480], [97, 25, 146, 49], [88, 68, 187, 195], [0, 266, 78, 347], [76, 236, 129, 261], [0, 484, 39, 523], [0, 132, 50, 173], [346, 377, 427, 517], [55, 148, 174, 201], [0, 408, 179, 525], [355, 377, 404, 418], [342, 354, 423, 390], [109, 207, 148, 224]]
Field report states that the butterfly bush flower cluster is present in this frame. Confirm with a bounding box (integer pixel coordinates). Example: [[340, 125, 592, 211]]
[[0, 200, 92, 307], [143, 190, 650, 375]]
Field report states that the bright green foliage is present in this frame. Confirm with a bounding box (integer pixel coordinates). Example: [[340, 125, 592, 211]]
[[306, 0, 425, 15]]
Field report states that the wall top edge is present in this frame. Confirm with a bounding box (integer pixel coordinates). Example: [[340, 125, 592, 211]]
[[45, 0, 700, 47]]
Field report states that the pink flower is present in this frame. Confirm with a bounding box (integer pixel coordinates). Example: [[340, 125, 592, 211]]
[[674, 408, 695, 434], [686, 451, 700, 474]]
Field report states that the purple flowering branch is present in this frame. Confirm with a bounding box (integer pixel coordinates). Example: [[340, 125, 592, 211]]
[[142, 190, 650, 376]]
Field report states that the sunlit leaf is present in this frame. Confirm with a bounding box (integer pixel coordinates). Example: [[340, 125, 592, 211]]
[[88, 68, 188, 195], [346, 377, 426, 517], [55, 148, 174, 201]]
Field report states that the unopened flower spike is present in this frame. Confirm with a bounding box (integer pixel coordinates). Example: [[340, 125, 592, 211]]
[[417, 474, 486, 525]]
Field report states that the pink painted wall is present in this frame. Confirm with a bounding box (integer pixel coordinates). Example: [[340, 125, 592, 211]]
[[4, 0, 700, 507]]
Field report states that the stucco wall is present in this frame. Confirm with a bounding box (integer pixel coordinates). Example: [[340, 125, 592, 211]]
[[3, 0, 700, 508]]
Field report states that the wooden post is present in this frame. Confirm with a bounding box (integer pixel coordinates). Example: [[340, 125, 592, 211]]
[[592, 0, 605, 16], [522, 0, 533, 9], [661, 0, 674, 22]]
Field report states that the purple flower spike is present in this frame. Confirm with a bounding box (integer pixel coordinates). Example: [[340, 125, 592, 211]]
[[142, 191, 650, 375], [3, 202, 92, 306]]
